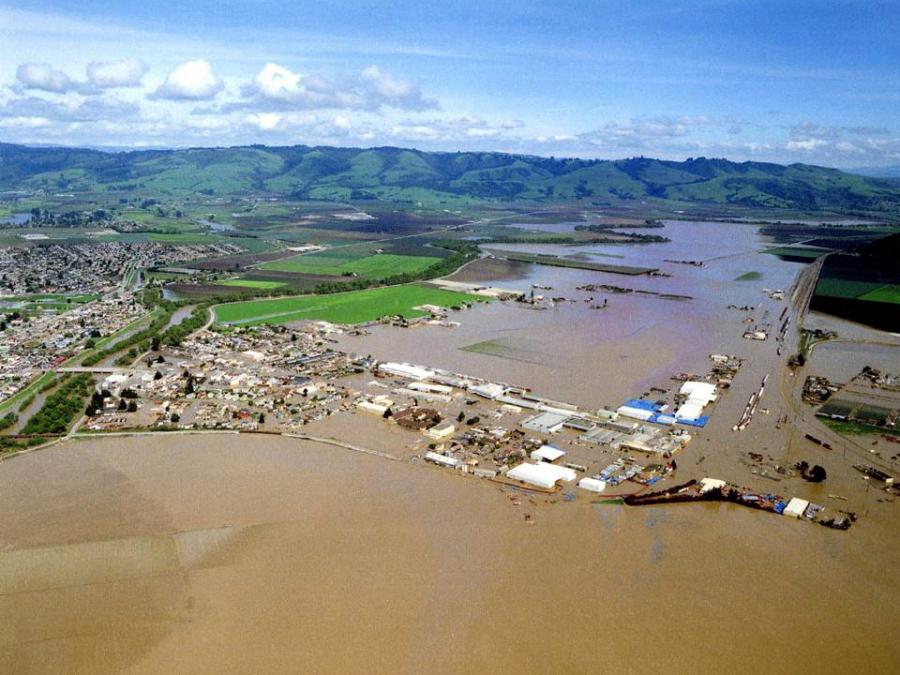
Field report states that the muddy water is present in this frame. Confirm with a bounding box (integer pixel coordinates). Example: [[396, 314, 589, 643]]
[[336, 221, 804, 408], [2, 221, 898, 673], [0, 434, 897, 674]]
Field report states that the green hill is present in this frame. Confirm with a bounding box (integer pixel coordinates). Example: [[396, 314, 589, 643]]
[[2, 142, 899, 214]]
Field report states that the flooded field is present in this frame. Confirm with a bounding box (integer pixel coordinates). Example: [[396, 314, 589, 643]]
[[2, 221, 898, 673], [335, 221, 805, 408], [1, 434, 898, 674]]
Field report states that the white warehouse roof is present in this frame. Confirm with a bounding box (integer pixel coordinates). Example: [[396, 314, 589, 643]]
[[381, 362, 434, 381], [531, 445, 566, 462], [507, 462, 576, 489], [676, 381, 717, 420], [424, 451, 461, 468], [578, 477, 607, 493]]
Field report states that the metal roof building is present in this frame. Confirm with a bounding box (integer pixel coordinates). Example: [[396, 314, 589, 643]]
[[507, 462, 577, 489]]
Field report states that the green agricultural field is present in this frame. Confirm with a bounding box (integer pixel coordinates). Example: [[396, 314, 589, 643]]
[[763, 246, 823, 259], [858, 284, 900, 304], [98, 232, 216, 244], [814, 277, 884, 299], [214, 284, 483, 325], [259, 252, 441, 279], [214, 279, 286, 290]]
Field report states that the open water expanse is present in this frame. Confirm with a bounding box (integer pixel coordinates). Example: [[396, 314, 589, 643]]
[[1, 221, 898, 673]]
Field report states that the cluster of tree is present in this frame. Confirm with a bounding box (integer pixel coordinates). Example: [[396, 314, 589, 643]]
[[25, 207, 111, 228], [20, 374, 92, 435], [0, 412, 18, 431], [0, 435, 48, 454], [160, 306, 209, 347], [575, 219, 664, 230], [571, 224, 670, 242], [85, 387, 139, 416], [0, 311, 22, 331]]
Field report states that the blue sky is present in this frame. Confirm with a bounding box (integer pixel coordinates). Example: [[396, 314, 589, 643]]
[[1, 0, 898, 167]]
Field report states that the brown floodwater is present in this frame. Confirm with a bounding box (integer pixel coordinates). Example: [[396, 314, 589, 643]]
[[1, 434, 898, 674], [2, 222, 898, 673]]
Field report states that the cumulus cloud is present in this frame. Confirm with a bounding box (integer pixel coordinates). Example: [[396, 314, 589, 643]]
[[246, 112, 283, 131], [15, 62, 72, 93], [580, 117, 694, 148], [359, 65, 436, 110], [152, 60, 224, 100], [86, 58, 149, 88], [239, 62, 437, 112], [244, 62, 365, 109]]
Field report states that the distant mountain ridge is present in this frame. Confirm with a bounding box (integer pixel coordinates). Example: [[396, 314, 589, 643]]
[[848, 165, 900, 179], [2, 141, 900, 214]]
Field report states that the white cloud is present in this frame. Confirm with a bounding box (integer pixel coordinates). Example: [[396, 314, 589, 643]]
[[86, 59, 149, 88], [359, 65, 436, 110], [0, 115, 51, 129], [246, 112, 283, 131], [153, 60, 224, 101], [360, 65, 412, 98], [253, 63, 302, 100], [239, 62, 436, 112], [246, 62, 364, 109], [787, 138, 828, 151], [15, 62, 72, 93]]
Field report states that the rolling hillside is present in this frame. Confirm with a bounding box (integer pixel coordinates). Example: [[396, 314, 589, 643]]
[[2, 142, 900, 213]]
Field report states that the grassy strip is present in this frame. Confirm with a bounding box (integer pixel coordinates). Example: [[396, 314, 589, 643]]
[[214, 279, 286, 290], [260, 252, 441, 278], [763, 247, 823, 260], [20, 373, 92, 435], [858, 283, 900, 304], [822, 419, 900, 437], [500, 252, 656, 275], [215, 284, 482, 326], [0, 371, 56, 415], [814, 277, 883, 299]]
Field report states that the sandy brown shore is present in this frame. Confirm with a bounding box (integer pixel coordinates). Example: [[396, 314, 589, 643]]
[[1, 433, 898, 674]]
